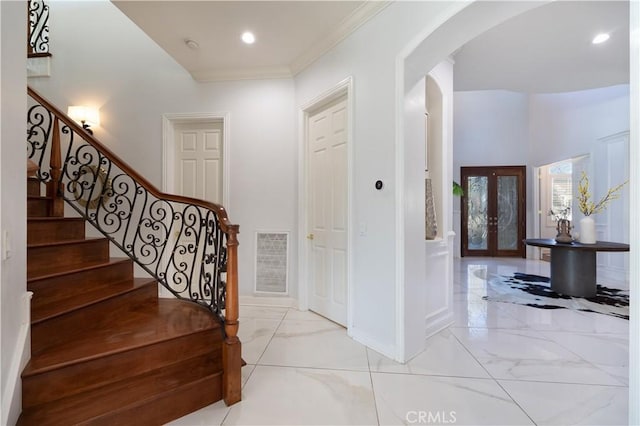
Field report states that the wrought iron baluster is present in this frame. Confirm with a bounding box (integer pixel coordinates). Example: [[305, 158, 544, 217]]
[[28, 0, 50, 54]]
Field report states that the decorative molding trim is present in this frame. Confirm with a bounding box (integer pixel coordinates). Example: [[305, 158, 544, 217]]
[[1, 292, 32, 426], [191, 66, 292, 82], [290, 1, 391, 75], [349, 326, 398, 362], [423, 309, 454, 341], [239, 295, 297, 308], [161, 111, 231, 211], [27, 56, 51, 78]]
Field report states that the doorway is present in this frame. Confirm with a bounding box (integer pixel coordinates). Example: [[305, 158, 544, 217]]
[[162, 113, 229, 208], [302, 81, 352, 327], [461, 166, 526, 257], [161, 113, 229, 298]]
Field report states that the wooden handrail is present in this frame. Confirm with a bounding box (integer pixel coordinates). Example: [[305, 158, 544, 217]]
[[28, 85, 242, 405], [27, 86, 235, 233]]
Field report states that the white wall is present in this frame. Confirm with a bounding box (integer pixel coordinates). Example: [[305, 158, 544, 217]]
[[453, 90, 530, 255], [295, 1, 457, 359], [402, 76, 427, 359], [529, 85, 630, 166], [454, 90, 530, 174], [529, 86, 629, 266], [0, 2, 29, 424], [452, 86, 630, 259], [29, 0, 297, 299]]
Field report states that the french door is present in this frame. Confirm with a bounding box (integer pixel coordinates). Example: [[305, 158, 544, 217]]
[[461, 166, 526, 257]]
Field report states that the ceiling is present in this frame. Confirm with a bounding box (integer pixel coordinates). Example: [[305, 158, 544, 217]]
[[453, 1, 629, 93], [113, 1, 389, 82], [114, 1, 629, 93]]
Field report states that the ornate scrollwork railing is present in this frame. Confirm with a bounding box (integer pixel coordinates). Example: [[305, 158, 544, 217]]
[[27, 87, 241, 404], [26, 86, 239, 328], [28, 0, 50, 55]]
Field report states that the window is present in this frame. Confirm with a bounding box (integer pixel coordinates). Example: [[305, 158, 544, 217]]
[[548, 162, 572, 223]]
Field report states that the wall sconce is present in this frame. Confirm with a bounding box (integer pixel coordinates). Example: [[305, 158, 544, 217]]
[[67, 106, 100, 135]]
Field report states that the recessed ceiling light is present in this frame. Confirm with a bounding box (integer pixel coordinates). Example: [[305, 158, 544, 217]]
[[241, 31, 255, 45], [592, 33, 610, 44]]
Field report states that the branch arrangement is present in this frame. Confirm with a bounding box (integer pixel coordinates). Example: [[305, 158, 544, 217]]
[[577, 171, 627, 216]]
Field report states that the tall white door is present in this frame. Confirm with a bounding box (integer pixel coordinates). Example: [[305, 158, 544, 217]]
[[167, 121, 223, 297], [307, 97, 348, 326], [174, 121, 223, 204]]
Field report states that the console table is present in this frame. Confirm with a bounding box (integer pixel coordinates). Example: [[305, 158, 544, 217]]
[[524, 239, 629, 298]]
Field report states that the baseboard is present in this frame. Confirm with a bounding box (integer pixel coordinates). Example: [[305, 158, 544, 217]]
[[349, 327, 397, 362], [1, 291, 32, 426], [424, 308, 454, 340], [239, 295, 297, 308]]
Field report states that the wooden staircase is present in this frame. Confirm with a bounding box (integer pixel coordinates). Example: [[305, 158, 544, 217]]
[[19, 177, 227, 425]]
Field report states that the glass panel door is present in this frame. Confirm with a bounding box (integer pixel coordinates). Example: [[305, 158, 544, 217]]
[[461, 166, 525, 257], [467, 176, 488, 251], [497, 175, 518, 251]]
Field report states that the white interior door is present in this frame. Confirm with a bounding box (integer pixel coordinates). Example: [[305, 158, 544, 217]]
[[174, 121, 223, 204], [167, 120, 223, 297], [307, 97, 348, 326]]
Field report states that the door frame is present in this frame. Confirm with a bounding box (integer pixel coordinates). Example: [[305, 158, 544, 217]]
[[161, 113, 230, 299], [298, 76, 353, 329], [460, 165, 526, 257], [162, 112, 230, 210]]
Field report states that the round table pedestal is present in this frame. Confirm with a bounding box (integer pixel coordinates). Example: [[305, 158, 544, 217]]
[[550, 248, 596, 298]]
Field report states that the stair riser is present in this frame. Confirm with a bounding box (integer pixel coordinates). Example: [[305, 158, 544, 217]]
[[27, 198, 50, 217], [28, 260, 133, 297], [27, 239, 110, 279], [28, 219, 86, 244], [23, 330, 223, 409], [29, 260, 134, 321], [91, 373, 223, 426], [31, 283, 158, 352]]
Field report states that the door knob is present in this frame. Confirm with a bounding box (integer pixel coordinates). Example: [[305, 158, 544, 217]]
[[307, 233, 314, 240]]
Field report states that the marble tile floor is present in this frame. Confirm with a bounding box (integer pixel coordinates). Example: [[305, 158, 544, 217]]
[[169, 257, 629, 425]]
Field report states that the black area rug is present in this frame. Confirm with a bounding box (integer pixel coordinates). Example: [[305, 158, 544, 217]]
[[484, 273, 629, 320]]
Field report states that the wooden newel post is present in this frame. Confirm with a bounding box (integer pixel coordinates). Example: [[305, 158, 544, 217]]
[[46, 117, 64, 217], [223, 224, 241, 405]]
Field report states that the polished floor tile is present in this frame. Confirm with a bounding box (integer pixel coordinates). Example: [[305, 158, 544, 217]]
[[499, 380, 628, 425], [451, 327, 623, 385], [237, 317, 281, 364], [258, 319, 369, 371], [540, 331, 629, 385], [372, 373, 534, 425], [224, 366, 378, 425], [239, 305, 288, 320], [451, 299, 529, 329], [367, 328, 490, 379], [173, 257, 630, 425]]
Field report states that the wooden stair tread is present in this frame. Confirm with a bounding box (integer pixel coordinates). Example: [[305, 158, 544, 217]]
[[27, 216, 84, 222], [18, 355, 222, 426], [31, 277, 156, 324], [27, 236, 104, 249], [24, 298, 222, 375], [28, 257, 130, 283]]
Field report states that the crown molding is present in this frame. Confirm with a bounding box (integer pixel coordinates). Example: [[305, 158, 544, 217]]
[[290, 1, 391, 76], [191, 66, 293, 82]]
